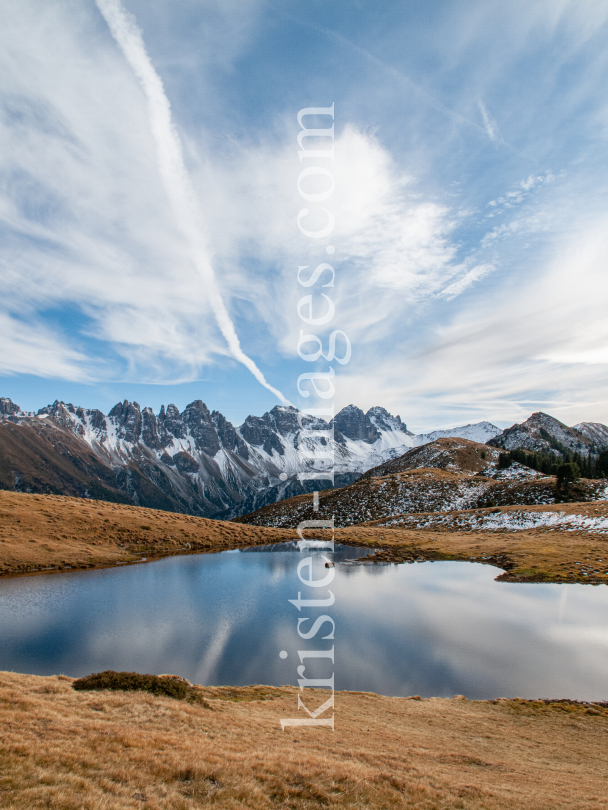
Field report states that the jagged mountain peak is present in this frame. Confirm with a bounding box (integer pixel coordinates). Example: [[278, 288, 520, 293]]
[[0, 397, 20, 416], [332, 404, 380, 444], [366, 405, 411, 435], [331, 404, 411, 442], [4, 391, 608, 523]]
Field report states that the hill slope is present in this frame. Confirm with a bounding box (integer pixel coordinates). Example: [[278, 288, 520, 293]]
[[3, 671, 607, 810], [488, 411, 606, 455], [234, 437, 606, 529]]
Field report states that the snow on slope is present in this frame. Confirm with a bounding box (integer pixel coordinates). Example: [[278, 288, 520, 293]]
[[573, 422, 608, 451], [378, 507, 608, 534], [412, 421, 501, 446]]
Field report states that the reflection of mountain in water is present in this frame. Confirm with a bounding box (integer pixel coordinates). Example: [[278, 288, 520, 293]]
[[238, 540, 374, 563]]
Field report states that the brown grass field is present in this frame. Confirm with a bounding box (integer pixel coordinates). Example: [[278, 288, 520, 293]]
[[1, 671, 608, 809], [1, 490, 608, 583]]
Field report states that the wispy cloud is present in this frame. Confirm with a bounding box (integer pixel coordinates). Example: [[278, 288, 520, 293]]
[[0, 313, 90, 380], [2, 0, 608, 428], [477, 99, 501, 142]]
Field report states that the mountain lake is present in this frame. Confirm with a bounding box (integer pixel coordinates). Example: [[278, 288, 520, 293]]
[[1, 541, 607, 701]]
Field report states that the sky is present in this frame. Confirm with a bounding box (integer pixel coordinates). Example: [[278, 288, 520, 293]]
[[1, 0, 608, 432]]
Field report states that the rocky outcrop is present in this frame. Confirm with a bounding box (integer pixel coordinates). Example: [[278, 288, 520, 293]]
[[331, 405, 381, 444], [573, 422, 608, 452], [0, 397, 416, 518], [108, 400, 143, 444], [0, 397, 20, 416]]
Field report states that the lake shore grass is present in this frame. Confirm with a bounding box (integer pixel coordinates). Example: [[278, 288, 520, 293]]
[[1, 670, 607, 809], [2, 490, 608, 583], [0, 490, 298, 577]]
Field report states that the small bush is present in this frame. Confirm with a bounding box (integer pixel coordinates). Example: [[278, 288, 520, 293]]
[[72, 670, 207, 704]]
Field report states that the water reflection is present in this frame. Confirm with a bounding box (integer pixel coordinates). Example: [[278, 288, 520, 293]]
[[0, 543, 607, 700]]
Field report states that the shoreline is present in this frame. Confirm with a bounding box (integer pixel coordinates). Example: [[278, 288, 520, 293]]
[[2, 490, 608, 584]]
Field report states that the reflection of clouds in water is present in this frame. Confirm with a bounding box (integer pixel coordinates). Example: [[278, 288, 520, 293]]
[[558, 586, 568, 623], [195, 621, 233, 685], [87, 620, 179, 668], [332, 563, 608, 699], [1, 554, 608, 699]]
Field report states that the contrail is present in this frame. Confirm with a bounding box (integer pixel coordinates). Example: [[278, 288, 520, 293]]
[[95, 0, 291, 406]]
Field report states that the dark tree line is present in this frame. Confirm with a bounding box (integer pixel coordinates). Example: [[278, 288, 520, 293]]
[[498, 445, 608, 479]]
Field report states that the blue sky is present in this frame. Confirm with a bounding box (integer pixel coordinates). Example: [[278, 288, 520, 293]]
[[1, 0, 608, 431]]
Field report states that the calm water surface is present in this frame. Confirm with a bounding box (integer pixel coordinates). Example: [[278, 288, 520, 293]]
[[1, 541, 607, 700]]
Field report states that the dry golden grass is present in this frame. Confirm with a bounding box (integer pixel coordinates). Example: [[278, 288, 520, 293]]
[[0, 490, 296, 577], [2, 490, 608, 583], [339, 500, 608, 583], [1, 671, 608, 809]]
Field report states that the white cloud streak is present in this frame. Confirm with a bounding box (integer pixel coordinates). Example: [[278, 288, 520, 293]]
[[477, 99, 501, 142], [94, 0, 290, 405]]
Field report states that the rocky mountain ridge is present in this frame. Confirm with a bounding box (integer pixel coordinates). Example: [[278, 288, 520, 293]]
[[0, 397, 432, 518], [1, 397, 606, 520], [488, 412, 607, 456], [235, 436, 608, 529]]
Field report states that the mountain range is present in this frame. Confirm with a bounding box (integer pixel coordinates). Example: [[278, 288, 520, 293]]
[[1, 396, 606, 519]]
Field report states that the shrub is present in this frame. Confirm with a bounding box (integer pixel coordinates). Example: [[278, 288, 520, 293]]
[[72, 670, 207, 704]]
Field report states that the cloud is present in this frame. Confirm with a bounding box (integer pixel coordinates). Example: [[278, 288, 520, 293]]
[[0, 2, 223, 380], [0, 312, 90, 380], [341, 214, 608, 429], [95, 0, 289, 404], [486, 171, 555, 221], [477, 99, 501, 142], [190, 123, 492, 362], [2, 0, 608, 430], [438, 264, 494, 300]]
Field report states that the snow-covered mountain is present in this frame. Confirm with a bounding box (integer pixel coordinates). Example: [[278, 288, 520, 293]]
[[412, 421, 501, 446], [4, 395, 604, 519], [0, 398, 421, 518]]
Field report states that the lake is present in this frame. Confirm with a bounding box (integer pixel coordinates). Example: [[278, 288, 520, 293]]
[[1, 541, 607, 700]]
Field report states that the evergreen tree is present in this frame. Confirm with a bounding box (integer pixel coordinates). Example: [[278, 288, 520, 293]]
[[556, 462, 581, 494], [597, 450, 608, 478], [498, 452, 512, 469]]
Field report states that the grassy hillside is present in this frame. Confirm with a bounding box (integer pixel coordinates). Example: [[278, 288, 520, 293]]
[[2, 490, 608, 583], [1, 671, 607, 809], [0, 490, 296, 576]]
